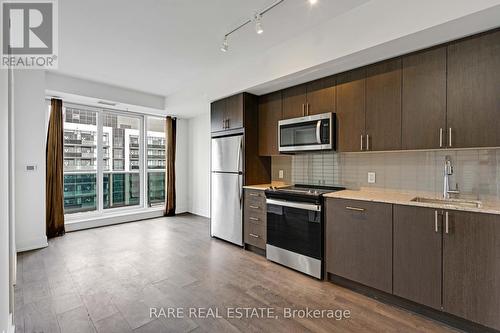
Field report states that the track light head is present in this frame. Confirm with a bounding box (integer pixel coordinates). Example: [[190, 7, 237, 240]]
[[254, 13, 263, 34], [220, 36, 228, 52], [309, 0, 318, 4]]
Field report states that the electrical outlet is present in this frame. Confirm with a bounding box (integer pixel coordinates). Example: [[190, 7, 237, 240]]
[[368, 172, 376, 184], [278, 170, 284, 179]]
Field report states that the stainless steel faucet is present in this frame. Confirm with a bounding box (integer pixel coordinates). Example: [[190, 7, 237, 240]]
[[443, 156, 460, 199]]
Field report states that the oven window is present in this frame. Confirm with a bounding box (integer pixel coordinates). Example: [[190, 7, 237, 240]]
[[267, 203, 322, 259]]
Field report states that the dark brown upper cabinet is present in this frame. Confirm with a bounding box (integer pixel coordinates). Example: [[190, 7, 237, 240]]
[[282, 84, 307, 119], [210, 99, 226, 132], [365, 58, 402, 151], [305, 76, 336, 115], [443, 210, 500, 330], [336, 68, 366, 152], [210, 93, 244, 133], [402, 47, 447, 150], [393, 205, 442, 310], [258, 91, 282, 156], [447, 30, 500, 148], [282, 76, 336, 120]]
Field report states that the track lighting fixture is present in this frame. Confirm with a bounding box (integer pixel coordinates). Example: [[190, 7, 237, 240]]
[[220, 36, 228, 52], [220, 0, 316, 52], [254, 13, 263, 34]]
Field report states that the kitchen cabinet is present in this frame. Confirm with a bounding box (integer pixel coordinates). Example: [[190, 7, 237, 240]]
[[243, 189, 267, 250], [210, 99, 226, 132], [325, 198, 392, 293], [393, 205, 442, 310], [336, 69, 366, 152], [258, 92, 282, 156], [210, 93, 244, 133], [305, 76, 336, 116], [447, 30, 500, 148], [365, 58, 402, 151], [282, 77, 336, 119], [402, 47, 447, 150], [282, 84, 307, 119], [443, 210, 500, 330]]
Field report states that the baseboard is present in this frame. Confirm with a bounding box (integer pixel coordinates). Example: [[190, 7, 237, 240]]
[[187, 208, 210, 218], [16, 236, 48, 252]]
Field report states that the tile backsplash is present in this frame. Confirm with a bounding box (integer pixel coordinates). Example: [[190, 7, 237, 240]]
[[271, 149, 500, 200]]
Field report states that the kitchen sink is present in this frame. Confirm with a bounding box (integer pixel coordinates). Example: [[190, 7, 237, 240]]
[[411, 197, 482, 209]]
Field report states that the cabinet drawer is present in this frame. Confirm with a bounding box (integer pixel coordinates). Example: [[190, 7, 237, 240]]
[[244, 212, 265, 226], [244, 199, 266, 214], [245, 189, 266, 200], [244, 222, 266, 249]]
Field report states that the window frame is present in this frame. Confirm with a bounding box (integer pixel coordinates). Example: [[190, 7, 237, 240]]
[[58, 101, 165, 222]]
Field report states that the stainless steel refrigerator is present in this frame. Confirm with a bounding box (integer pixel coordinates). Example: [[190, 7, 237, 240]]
[[211, 134, 244, 246]]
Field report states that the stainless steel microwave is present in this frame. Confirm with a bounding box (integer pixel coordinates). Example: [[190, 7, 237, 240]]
[[278, 112, 335, 152]]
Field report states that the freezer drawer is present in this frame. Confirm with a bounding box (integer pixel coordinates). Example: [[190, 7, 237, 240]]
[[211, 172, 243, 246]]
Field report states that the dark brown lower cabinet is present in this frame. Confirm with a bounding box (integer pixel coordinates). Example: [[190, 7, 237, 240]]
[[325, 198, 392, 293], [393, 205, 442, 310], [443, 210, 500, 330]]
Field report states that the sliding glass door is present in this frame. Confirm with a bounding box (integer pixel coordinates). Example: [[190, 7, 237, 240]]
[[61, 103, 165, 219]]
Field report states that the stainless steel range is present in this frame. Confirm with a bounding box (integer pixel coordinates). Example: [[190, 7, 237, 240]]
[[264, 184, 345, 279]]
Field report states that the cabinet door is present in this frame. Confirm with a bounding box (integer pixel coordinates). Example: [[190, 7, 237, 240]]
[[282, 84, 307, 119], [393, 205, 442, 310], [258, 92, 282, 156], [325, 198, 392, 293], [443, 210, 500, 330], [225, 93, 244, 130], [211, 99, 226, 132], [447, 30, 500, 148], [365, 58, 402, 151], [336, 69, 366, 152], [402, 47, 447, 150], [306, 76, 335, 115]]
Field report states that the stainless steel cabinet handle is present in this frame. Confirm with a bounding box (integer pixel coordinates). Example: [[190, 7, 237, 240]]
[[249, 205, 260, 209], [249, 233, 260, 238], [307, 103, 310, 116], [249, 193, 259, 197], [226, 118, 230, 129], [249, 217, 260, 221], [346, 206, 365, 212], [445, 211, 449, 234], [449, 128, 452, 147], [439, 128, 443, 148], [360, 135, 364, 151], [302, 104, 305, 116], [434, 210, 439, 233], [366, 134, 370, 151]]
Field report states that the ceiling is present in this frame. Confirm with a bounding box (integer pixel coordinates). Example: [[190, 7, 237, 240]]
[[52, 0, 369, 97]]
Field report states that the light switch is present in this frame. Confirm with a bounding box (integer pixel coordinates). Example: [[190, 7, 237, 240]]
[[26, 164, 37, 172], [368, 172, 376, 184], [278, 170, 284, 179]]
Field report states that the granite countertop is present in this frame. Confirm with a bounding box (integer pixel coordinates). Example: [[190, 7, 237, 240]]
[[243, 182, 290, 191], [323, 188, 500, 215]]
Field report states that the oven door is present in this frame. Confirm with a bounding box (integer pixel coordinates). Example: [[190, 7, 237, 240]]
[[266, 199, 322, 260], [278, 112, 332, 152]]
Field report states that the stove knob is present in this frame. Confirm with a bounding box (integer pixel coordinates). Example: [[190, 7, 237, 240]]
[[314, 190, 319, 195]]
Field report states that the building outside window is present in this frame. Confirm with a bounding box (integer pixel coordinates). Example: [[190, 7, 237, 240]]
[[61, 104, 166, 216]]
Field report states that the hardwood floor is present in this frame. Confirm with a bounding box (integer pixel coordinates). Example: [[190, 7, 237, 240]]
[[14, 214, 457, 333]]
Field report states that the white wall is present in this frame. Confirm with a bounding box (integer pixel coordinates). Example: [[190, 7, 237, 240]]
[[175, 118, 189, 214], [187, 112, 211, 217], [13, 71, 48, 252], [1, 69, 12, 332]]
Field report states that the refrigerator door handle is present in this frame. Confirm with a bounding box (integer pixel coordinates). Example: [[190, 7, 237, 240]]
[[237, 137, 243, 207]]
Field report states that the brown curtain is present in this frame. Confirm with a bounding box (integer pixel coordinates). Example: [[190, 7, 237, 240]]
[[165, 116, 177, 216], [46, 98, 65, 238]]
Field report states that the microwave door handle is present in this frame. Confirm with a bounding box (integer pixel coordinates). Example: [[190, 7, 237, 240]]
[[316, 120, 322, 144]]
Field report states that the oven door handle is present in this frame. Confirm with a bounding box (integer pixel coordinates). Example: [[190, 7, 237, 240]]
[[266, 198, 321, 212]]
